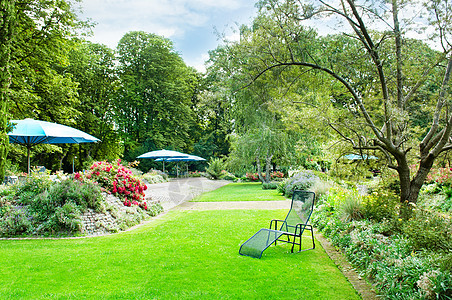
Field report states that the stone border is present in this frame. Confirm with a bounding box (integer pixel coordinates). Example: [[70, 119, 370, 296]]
[[314, 229, 378, 300]]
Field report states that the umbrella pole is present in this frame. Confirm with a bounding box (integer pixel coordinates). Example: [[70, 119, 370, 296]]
[[27, 145, 31, 175], [163, 160, 165, 173]]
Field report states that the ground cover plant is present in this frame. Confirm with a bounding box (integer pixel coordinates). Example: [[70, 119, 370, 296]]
[[0, 161, 163, 237], [0, 209, 360, 299], [312, 186, 452, 299], [191, 182, 286, 202]]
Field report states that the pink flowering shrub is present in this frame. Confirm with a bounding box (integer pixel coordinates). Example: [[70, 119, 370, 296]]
[[270, 171, 284, 179], [246, 173, 259, 181], [426, 167, 452, 187], [246, 171, 284, 182], [74, 159, 149, 210]]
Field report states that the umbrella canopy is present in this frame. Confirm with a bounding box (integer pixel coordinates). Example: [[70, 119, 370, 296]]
[[8, 118, 100, 174], [137, 149, 189, 159], [156, 155, 206, 177], [343, 154, 378, 160], [156, 155, 206, 162], [137, 149, 190, 172]]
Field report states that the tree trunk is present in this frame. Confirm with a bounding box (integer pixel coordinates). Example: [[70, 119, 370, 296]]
[[265, 150, 273, 183], [58, 149, 68, 171], [397, 153, 435, 219], [255, 153, 265, 183], [0, 0, 15, 182]]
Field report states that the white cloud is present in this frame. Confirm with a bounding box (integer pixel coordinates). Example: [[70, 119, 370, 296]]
[[79, 0, 257, 70]]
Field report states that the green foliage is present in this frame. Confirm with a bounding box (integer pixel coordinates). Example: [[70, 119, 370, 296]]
[[219, 171, 236, 181], [65, 41, 122, 161], [262, 182, 278, 190], [337, 193, 363, 222], [115, 31, 199, 158], [141, 173, 167, 184], [0, 0, 15, 182], [206, 157, 225, 180], [401, 209, 452, 252], [0, 175, 105, 236], [279, 170, 320, 197], [362, 190, 399, 222], [313, 186, 452, 299], [76, 160, 148, 209], [0, 207, 32, 236]]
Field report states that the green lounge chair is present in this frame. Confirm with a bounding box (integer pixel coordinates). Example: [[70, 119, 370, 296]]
[[239, 190, 315, 258]]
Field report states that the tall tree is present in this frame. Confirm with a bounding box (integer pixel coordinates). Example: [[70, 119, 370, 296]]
[[0, 0, 15, 180], [115, 31, 198, 160], [9, 0, 83, 123], [65, 41, 122, 163], [225, 0, 452, 217], [6, 0, 93, 172]]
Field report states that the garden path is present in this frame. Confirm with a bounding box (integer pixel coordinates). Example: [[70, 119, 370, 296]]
[[144, 177, 230, 211]]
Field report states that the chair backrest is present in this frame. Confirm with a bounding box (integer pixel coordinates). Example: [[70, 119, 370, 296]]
[[281, 190, 315, 232]]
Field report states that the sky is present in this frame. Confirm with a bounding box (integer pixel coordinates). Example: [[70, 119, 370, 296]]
[[78, 0, 258, 72]]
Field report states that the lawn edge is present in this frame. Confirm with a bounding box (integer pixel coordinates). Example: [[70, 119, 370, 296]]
[[314, 228, 378, 300]]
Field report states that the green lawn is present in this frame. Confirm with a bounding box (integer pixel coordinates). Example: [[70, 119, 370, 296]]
[[0, 210, 360, 299], [192, 182, 287, 202]]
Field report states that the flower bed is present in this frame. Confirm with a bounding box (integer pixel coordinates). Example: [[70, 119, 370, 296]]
[[75, 159, 149, 211], [312, 187, 452, 299]]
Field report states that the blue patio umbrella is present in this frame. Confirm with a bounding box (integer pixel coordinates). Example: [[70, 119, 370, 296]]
[[343, 154, 378, 160], [156, 154, 206, 176], [136, 149, 190, 172], [8, 118, 100, 174]]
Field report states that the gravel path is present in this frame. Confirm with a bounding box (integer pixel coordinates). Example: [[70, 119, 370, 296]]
[[144, 177, 230, 211]]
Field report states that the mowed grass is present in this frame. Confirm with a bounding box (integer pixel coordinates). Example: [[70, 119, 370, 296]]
[[0, 210, 360, 299], [192, 182, 286, 202]]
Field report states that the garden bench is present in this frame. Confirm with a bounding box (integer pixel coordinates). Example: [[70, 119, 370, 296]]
[[239, 190, 315, 258]]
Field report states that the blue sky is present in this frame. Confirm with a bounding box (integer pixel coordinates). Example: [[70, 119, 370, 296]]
[[79, 0, 258, 71]]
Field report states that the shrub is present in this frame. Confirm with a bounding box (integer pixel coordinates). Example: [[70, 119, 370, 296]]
[[75, 159, 148, 209], [245, 172, 259, 182], [312, 186, 452, 299], [0, 207, 32, 236], [270, 171, 284, 180], [188, 171, 204, 177], [262, 182, 278, 190], [206, 158, 225, 179], [283, 171, 320, 197], [338, 192, 363, 222], [362, 190, 399, 222], [220, 171, 236, 181], [401, 209, 452, 252], [142, 173, 166, 184]]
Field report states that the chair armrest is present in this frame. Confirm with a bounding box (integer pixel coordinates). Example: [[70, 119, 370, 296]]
[[293, 223, 313, 236], [269, 219, 286, 231]]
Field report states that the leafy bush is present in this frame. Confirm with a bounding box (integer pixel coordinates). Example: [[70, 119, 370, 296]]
[[75, 159, 148, 209], [220, 171, 236, 181], [262, 182, 278, 190], [282, 171, 320, 197], [142, 173, 166, 184], [338, 192, 363, 222], [188, 171, 204, 177], [0, 207, 32, 236], [401, 209, 452, 251], [245, 172, 259, 182], [206, 158, 225, 179], [362, 190, 399, 222], [312, 187, 452, 299]]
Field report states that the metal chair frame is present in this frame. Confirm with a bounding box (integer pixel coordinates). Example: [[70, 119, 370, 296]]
[[239, 190, 316, 258]]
